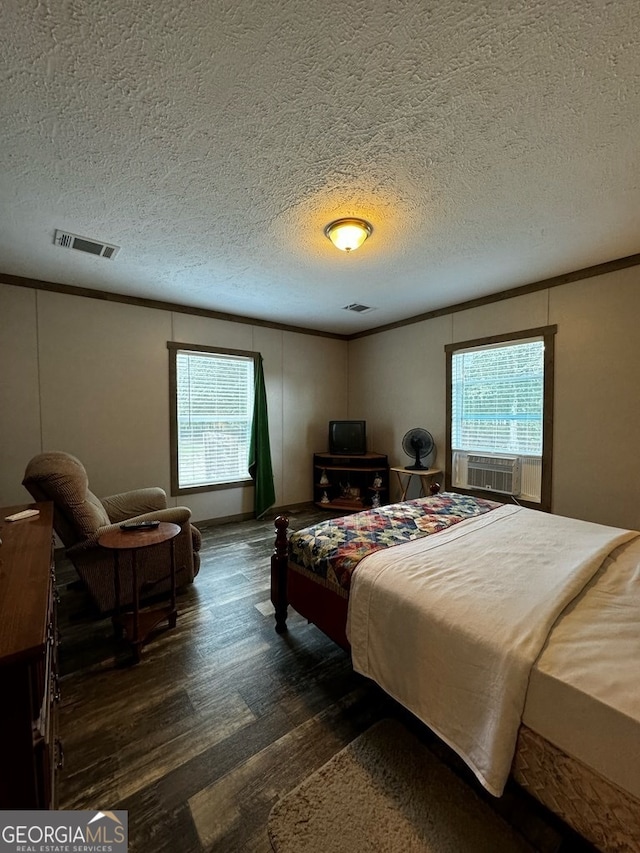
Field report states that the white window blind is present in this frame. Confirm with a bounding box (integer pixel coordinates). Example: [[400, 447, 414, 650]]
[[176, 350, 254, 489], [451, 339, 544, 455]]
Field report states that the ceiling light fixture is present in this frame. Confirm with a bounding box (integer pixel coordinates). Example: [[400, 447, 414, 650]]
[[324, 218, 372, 252]]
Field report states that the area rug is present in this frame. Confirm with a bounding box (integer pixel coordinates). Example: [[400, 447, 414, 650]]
[[267, 719, 532, 853]]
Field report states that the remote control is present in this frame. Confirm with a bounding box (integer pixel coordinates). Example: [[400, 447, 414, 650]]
[[120, 520, 160, 531], [4, 509, 40, 522]]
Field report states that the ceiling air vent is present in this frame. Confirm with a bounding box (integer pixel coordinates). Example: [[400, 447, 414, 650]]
[[54, 230, 120, 260], [343, 303, 375, 314]]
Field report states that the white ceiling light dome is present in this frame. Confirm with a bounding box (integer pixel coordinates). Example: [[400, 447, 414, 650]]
[[324, 218, 373, 252]]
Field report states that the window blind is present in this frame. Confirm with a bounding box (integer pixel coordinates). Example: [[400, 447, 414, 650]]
[[451, 339, 544, 455], [176, 350, 254, 489]]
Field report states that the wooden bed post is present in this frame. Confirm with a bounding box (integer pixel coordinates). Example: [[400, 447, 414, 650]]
[[271, 515, 289, 634]]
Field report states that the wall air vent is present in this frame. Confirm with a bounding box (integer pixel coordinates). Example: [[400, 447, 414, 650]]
[[54, 230, 120, 260], [343, 303, 375, 313]]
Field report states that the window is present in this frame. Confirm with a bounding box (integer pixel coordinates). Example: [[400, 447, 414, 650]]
[[168, 342, 257, 494], [445, 326, 556, 510], [451, 339, 544, 455]]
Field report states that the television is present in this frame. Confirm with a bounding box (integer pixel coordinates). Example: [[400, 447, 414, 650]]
[[328, 420, 367, 455]]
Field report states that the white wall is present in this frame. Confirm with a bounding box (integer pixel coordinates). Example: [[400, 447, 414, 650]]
[[348, 314, 450, 500], [3, 265, 640, 531], [0, 286, 41, 497], [0, 283, 348, 521], [550, 272, 640, 527], [348, 267, 640, 530]]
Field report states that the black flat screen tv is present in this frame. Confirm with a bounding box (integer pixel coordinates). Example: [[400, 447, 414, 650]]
[[328, 420, 367, 455]]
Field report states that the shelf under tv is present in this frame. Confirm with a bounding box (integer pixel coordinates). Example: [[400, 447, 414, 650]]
[[313, 451, 389, 512]]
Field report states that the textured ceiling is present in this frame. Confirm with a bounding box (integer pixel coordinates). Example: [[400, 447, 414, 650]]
[[1, 0, 639, 334]]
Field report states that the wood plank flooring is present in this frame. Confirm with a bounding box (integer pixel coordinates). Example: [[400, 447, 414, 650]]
[[56, 506, 596, 853]]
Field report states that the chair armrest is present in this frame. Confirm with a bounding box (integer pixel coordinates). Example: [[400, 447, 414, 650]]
[[69, 506, 193, 552], [101, 487, 168, 522]]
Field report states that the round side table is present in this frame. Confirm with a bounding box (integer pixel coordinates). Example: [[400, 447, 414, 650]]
[[98, 522, 181, 663]]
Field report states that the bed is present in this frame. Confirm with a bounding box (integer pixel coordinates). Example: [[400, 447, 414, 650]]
[[270, 492, 640, 853]]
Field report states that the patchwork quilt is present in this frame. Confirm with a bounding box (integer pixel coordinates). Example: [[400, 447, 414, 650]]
[[289, 492, 501, 593]]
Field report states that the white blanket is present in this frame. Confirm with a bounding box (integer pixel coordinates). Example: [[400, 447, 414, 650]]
[[347, 503, 638, 796]]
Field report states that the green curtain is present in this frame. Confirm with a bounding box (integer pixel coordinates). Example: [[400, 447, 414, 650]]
[[248, 354, 276, 518]]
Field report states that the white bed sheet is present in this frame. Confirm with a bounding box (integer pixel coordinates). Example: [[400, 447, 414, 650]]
[[524, 536, 640, 799], [347, 504, 638, 797]]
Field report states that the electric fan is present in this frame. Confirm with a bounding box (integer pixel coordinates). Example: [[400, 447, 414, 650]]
[[402, 428, 436, 470]]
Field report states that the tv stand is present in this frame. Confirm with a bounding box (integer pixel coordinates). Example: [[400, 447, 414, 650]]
[[314, 452, 388, 511]]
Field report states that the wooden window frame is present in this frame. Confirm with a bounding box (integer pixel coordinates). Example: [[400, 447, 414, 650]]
[[444, 325, 556, 512], [167, 341, 259, 496]]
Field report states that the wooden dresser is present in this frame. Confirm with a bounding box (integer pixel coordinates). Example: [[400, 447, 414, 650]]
[[0, 501, 60, 808]]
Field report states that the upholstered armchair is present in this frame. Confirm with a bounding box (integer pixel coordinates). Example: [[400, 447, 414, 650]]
[[23, 451, 202, 613]]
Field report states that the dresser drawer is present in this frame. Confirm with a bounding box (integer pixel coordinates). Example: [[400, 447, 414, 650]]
[[0, 502, 59, 809]]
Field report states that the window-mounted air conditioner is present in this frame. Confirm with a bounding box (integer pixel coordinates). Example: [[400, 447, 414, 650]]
[[465, 454, 522, 496]]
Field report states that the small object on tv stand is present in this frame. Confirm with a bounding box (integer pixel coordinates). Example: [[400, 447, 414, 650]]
[[313, 451, 389, 512]]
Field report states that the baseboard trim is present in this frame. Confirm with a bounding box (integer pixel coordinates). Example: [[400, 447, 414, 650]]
[[193, 501, 315, 527]]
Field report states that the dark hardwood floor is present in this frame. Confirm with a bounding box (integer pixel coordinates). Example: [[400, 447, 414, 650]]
[[56, 506, 596, 853]]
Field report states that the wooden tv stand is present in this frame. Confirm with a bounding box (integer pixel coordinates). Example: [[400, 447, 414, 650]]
[[313, 451, 389, 511]]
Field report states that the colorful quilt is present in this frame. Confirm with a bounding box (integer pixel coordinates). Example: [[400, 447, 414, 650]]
[[289, 492, 501, 593]]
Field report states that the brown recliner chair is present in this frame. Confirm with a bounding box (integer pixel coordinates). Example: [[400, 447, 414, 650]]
[[23, 451, 202, 613]]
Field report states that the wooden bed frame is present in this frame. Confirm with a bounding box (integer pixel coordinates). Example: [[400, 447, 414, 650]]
[[271, 513, 640, 853]]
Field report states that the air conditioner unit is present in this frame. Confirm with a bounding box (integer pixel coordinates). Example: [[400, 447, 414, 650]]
[[466, 454, 521, 496]]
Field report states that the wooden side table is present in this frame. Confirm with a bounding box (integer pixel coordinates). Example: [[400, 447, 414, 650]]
[[390, 467, 443, 501], [98, 522, 181, 663]]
